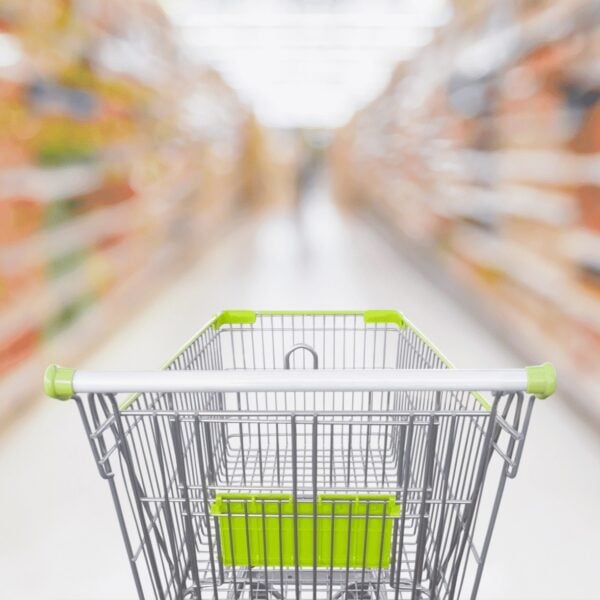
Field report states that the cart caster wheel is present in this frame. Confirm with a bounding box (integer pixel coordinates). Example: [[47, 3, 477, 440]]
[[335, 582, 375, 600], [249, 582, 284, 600]]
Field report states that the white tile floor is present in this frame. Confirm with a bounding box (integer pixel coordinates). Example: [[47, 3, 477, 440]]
[[1, 177, 599, 600]]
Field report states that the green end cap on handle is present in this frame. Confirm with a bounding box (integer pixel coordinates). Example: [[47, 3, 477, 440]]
[[44, 365, 75, 400], [526, 363, 557, 399]]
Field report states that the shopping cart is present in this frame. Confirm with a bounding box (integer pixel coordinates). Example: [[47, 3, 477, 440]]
[[45, 310, 556, 600]]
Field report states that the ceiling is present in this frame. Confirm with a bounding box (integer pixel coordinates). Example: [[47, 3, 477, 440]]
[[159, 0, 451, 128]]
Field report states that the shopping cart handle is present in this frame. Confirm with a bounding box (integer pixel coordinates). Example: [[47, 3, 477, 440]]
[[45, 363, 556, 400]]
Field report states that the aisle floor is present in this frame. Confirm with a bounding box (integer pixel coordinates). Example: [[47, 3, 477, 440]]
[[2, 178, 599, 600]]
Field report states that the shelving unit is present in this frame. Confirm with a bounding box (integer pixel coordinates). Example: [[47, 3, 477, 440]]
[[0, 0, 278, 424], [332, 0, 600, 424]]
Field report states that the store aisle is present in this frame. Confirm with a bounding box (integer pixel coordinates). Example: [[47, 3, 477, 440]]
[[2, 176, 599, 600]]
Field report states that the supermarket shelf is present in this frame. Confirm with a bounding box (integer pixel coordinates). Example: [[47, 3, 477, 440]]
[[0, 192, 247, 428], [0, 163, 104, 201], [331, 0, 600, 428], [453, 149, 600, 187], [0, 0, 271, 423], [366, 201, 600, 428], [394, 177, 579, 227], [453, 0, 599, 79], [1, 169, 205, 275], [1, 202, 142, 274], [374, 176, 600, 332], [0, 229, 153, 340]]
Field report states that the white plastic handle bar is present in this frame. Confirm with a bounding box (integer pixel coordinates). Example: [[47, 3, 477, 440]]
[[45, 364, 556, 400]]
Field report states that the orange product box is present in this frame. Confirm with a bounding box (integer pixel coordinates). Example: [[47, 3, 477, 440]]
[[576, 185, 600, 231], [80, 179, 136, 210], [0, 326, 40, 375], [571, 103, 600, 155], [0, 195, 44, 244], [0, 264, 45, 307]]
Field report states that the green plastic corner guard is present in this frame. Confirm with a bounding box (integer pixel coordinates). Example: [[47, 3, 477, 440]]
[[526, 363, 557, 399], [212, 310, 257, 329], [44, 364, 75, 400], [363, 309, 407, 328], [211, 493, 401, 568]]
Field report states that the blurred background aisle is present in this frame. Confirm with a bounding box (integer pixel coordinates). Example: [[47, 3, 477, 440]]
[[1, 0, 600, 598]]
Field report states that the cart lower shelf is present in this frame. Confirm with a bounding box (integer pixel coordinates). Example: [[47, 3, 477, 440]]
[[191, 560, 428, 600]]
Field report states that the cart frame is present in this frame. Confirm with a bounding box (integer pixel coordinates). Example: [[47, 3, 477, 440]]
[[46, 310, 556, 600]]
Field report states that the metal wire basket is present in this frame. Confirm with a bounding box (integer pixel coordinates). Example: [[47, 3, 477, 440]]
[[45, 310, 556, 600]]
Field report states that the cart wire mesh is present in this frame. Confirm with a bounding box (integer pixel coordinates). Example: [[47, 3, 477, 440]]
[[74, 312, 535, 600]]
